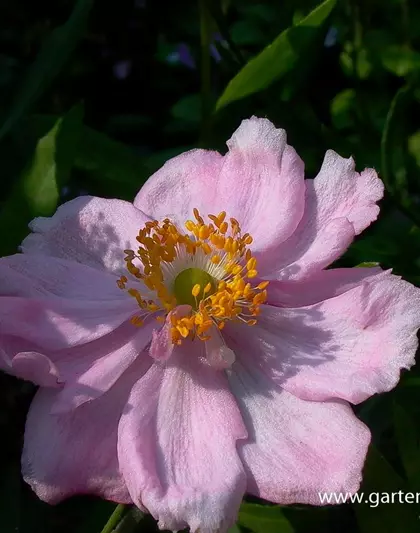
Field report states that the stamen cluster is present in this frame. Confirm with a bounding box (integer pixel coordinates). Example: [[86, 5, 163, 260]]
[[117, 209, 269, 344]]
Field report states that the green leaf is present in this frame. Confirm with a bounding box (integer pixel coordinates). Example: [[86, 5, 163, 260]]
[[238, 503, 294, 533], [21, 114, 151, 200], [0, 0, 93, 140], [171, 94, 201, 123], [381, 45, 420, 77], [75, 126, 151, 196], [408, 130, 420, 167], [393, 401, 420, 489], [0, 106, 83, 254], [355, 262, 380, 268], [330, 89, 356, 130], [215, 0, 336, 111], [231, 20, 266, 46], [343, 208, 420, 283], [381, 85, 410, 196], [340, 43, 373, 80], [380, 85, 420, 226], [354, 445, 420, 533], [402, 376, 420, 388]]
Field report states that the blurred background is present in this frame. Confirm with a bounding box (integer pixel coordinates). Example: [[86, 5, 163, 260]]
[[2, 0, 420, 532]]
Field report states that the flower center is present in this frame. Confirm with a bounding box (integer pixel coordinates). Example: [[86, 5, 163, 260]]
[[117, 208, 269, 344], [173, 267, 216, 309]]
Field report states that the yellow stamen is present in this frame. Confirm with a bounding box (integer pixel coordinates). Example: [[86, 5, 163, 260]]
[[257, 281, 269, 289], [118, 208, 269, 344], [204, 282, 212, 294], [192, 284, 201, 298]]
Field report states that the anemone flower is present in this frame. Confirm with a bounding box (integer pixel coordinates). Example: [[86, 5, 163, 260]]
[[1, 117, 419, 533]]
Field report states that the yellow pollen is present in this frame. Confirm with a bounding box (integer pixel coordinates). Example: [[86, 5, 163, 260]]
[[204, 282, 212, 294], [192, 284, 201, 298], [118, 208, 269, 344]]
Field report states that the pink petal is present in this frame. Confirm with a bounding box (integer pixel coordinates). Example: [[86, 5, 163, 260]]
[[279, 274, 420, 403], [228, 362, 370, 504], [0, 335, 60, 387], [217, 118, 305, 261], [134, 117, 305, 261], [149, 306, 191, 362], [0, 254, 127, 301], [204, 325, 236, 369], [20, 196, 151, 275], [22, 355, 152, 504], [134, 149, 223, 228], [149, 327, 173, 362], [12, 352, 61, 387], [225, 272, 420, 405], [1, 311, 155, 410], [269, 217, 356, 279], [0, 296, 136, 351], [314, 152, 383, 234], [0, 253, 143, 391], [118, 344, 247, 533], [266, 267, 384, 307], [264, 151, 383, 279], [51, 320, 156, 413]]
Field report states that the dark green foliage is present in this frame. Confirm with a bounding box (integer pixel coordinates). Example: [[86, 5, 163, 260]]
[[2, 0, 420, 532]]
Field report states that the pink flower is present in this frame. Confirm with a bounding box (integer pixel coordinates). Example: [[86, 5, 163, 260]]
[[1, 116, 419, 533]]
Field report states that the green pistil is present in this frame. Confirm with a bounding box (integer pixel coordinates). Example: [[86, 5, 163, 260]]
[[173, 268, 216, 308]]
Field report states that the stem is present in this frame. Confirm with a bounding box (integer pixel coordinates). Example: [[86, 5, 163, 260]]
[[199, 0, 212, 142], [349, 0, 367, 126], [401, 0, 410, 46], [99, 504, 128, 533], [381, 85, 420, 227]]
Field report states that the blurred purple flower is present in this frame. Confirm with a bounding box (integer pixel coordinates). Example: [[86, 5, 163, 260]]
[[167, 43, 196, 69], [166, 34, 225, 69], [324, 27, 338, 48], [113, 60, 132, 80]]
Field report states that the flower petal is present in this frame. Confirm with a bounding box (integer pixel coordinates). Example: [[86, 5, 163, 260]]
[[134, 149, 223, 227], [149, 327, 174, 362], [204, 325, 236, 369], [0, 254, 127, 301], [278, 274, 420, 403], [217, 117, 305, 260], [0, 253, 142, 391], [225, 272, 420, 404], [51, 320, 156, 413], [22, 355, 152, 504], [265, 150, 383, 279], [0, 296, 136, 351], [271, 218, 356, 279], [118, 344, 247, 533], [0, 335, 61, 387], [134, 117, 305, 260], [20, 196, 151, 274], [227, 362, 370, 504], [12, 352, 61, 387], [266, 267, 384, 307], [149, 306, 191, 362]]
